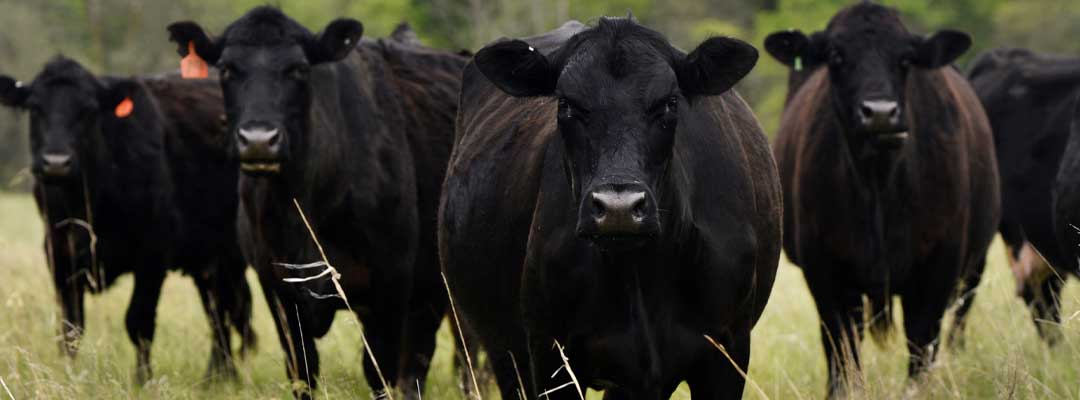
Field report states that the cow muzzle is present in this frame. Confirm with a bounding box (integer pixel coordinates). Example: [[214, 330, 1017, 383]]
[[857, 100, 908, 145], [577, 182, 659, 246], [41, 153, 74, 178], [237, 122, 283, 174]]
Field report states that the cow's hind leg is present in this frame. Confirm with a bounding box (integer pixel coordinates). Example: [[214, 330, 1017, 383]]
[[193, 268, 237, 381], [400, 256, 449, 399], [125, 268, 166, 385], [947, 253, 986, 349], [688, 330, 751, 400], [1029, 276, 1065, 345]]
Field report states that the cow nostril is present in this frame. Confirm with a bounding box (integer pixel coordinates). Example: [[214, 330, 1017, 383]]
[[268, 130, 280, 147], [860, 105, 875, 120], [631, 195, 647, 218], [591, 196, 606, 218], [889, 106, 900, 118], [237, 131, 249, 146]]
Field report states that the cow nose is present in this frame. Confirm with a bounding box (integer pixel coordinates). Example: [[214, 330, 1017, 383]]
[[42, 153, 72, 177], [584, 184, 657, 237], [858, 100, 901, 130], [237, 122, 282, 160]]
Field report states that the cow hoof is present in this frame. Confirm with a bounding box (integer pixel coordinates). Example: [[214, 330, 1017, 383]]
[[203, 363, 239, 383], [134, 366, 153, 387]]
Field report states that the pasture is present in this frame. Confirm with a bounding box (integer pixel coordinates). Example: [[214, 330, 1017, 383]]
[[0, 192, 1076, 399]]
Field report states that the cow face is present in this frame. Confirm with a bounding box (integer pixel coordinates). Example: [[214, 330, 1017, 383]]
[[168, 7, 362, 175], [766, 4, 970, 145], [0, 59, 133, 182], [474, 18, 756, 245]]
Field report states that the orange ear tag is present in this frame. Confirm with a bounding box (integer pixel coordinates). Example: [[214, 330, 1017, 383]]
[[181, 41, 209, 79], [115, 96, 134, 118]]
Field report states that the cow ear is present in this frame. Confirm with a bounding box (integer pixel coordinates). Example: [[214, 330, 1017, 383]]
[[914, 30, 971, 69], [167, 21, 222, 64], [307, 19, 363, 64], [0, 75, 30, 108], [100, 80, 138, 119], [474, 39, 556, 97], [764, 30, 823, 70], [678, 37, 758, 97]]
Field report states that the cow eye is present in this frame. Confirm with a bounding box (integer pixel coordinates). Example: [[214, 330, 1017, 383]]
[[665, 96, 678, 113], [558, 97, 578, 120], [900, 56, 913, 69], [829, 50, 844, 66], [287, 65, 310, 80]]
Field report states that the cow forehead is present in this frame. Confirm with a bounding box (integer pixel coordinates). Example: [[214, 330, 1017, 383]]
[[221, 7, 313, 48], [558, 43, 676, 101], [220, 44, 308, 67], [31, 81, 97, 109]]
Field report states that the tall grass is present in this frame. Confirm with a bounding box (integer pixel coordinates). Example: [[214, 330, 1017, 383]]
[[0, 192, 1076, 399]]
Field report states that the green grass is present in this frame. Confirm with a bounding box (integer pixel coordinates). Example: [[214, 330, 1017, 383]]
[[0, 191, 1077, 399]]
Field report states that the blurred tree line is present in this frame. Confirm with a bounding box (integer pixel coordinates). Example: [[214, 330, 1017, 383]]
[[1, 0, 1079, 190]]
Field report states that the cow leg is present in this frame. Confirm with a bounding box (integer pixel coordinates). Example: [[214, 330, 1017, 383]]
[[125, 268, 166, 385], [1029, 277, 1065, 345], [947, 254, 986, 349], [399, 267, 448, 398], [901, 264, 957, 378], [229, 266, 258, 357], [261, 284, 319, 400], [450, 318, 490, 398], [687, 330, 752, 400], [358, 263, 411, 397], [805, 271, 864, 398], [48, 239, 85, 359], [192, 269, 237, 381]]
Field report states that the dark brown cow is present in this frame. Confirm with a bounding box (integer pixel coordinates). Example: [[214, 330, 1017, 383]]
[[766, 3, 999, 397]]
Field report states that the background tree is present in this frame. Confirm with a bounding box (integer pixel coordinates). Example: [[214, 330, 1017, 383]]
[[2, 0, 1080, 190]]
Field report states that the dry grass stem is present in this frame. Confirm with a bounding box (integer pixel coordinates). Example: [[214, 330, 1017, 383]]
[[440, 272, 482, 399], [704, 334, 769, 400], [548, 340, 584, 400], [289, 198, 394, 400], [0, 374, 14, 400], [508, 351, 527, 400]]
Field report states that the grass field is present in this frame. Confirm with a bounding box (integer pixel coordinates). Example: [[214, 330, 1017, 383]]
[[0, 191, 1077, 399]]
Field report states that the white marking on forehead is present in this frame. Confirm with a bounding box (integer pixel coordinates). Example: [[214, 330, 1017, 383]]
[[528, 46, 535, 52], [14, 81, 23, 88]]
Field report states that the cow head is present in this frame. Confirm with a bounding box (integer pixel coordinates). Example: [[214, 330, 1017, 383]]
[[765, 3, 970, 146], [474, 17, 756, 246], [168, 7, 363, 175], [0, 57, 135, 182]]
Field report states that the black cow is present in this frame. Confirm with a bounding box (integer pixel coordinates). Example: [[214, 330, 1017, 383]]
[[166, 7, 466, 399], [440, 18, 781, 399], [967, 48, 1080, 343], [0, 57, 254, 383], [765, 3, 999, 396]]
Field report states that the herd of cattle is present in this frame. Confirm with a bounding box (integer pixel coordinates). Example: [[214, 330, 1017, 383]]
[[0, 2, 1077, 399]]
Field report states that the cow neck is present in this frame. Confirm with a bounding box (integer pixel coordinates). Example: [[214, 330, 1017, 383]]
[[283, 53, 387, 211], [833, 109, 909, 291]]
